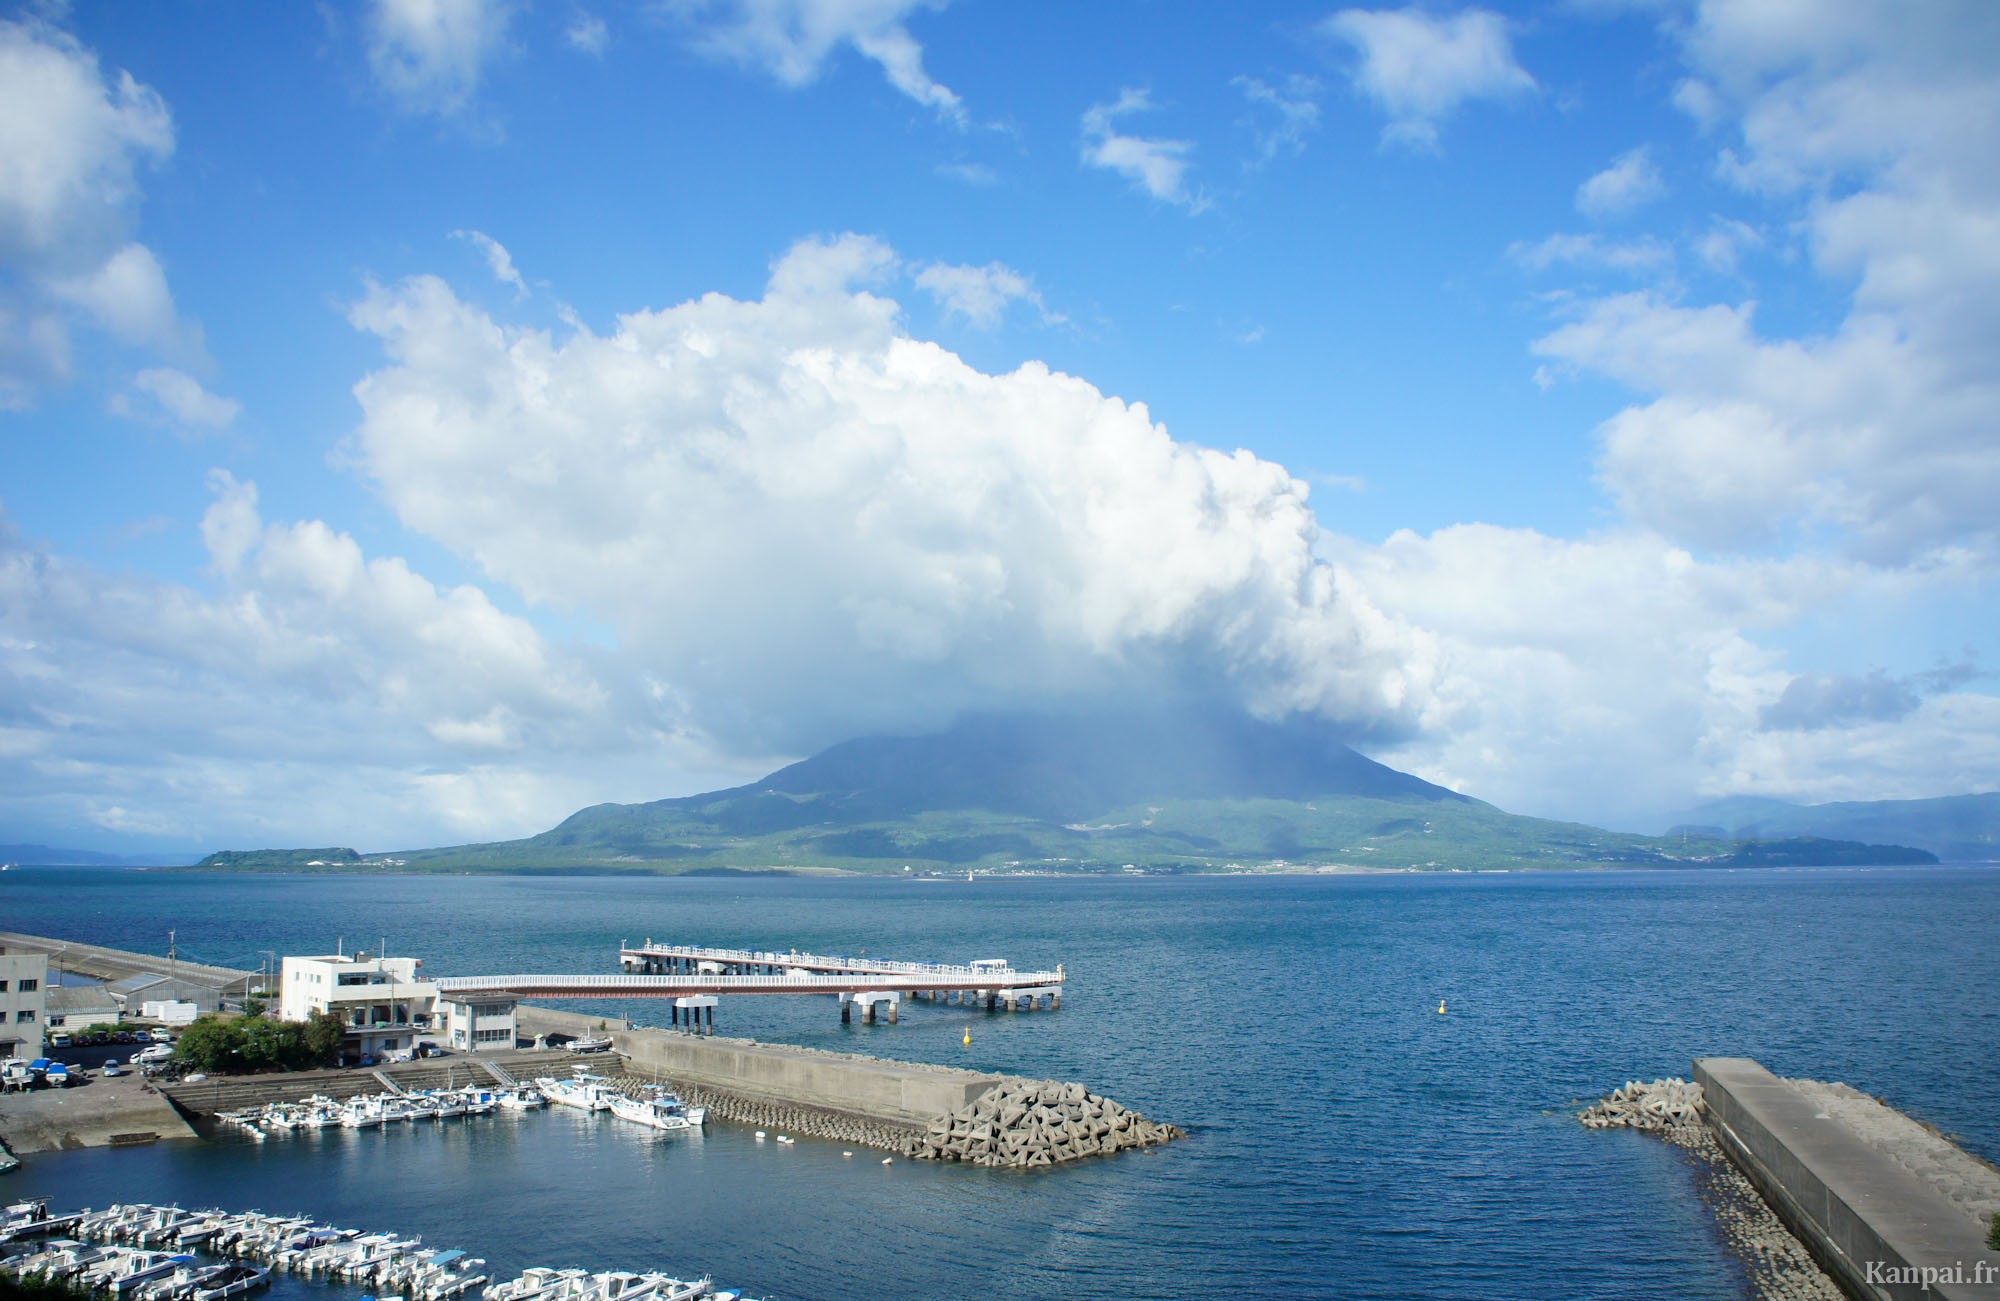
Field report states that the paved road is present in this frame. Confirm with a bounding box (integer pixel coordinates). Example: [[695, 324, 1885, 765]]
[[0, 930, 254, 991]]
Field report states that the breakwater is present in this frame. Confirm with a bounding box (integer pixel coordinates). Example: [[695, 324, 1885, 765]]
[[1579, 1076, 1842, 1301], [521, 1006, 1182, 1167], [907, 1077, 1181, 1166], [1584, 1066, 2000, 1301], [1696, 1057, 2000, 1301]]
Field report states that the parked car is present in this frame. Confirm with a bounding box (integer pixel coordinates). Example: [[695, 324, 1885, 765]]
[[132, 1031, 152, 1044], [49, 1032, 72, 1049], [101, 1061, 123, 1077], [135, 1043, 174, 1064]]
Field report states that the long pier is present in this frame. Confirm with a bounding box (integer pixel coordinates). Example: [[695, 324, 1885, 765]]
[[441, 944, 1064, 1029]]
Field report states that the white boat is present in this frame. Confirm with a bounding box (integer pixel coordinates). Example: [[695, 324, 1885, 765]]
[[92, 1249, 199, 1294], [563, 1034, 615, 1054], [338, 1096, 385, 1129], [606, 1090, 706, 1132], [496, 1085, 546, 1110], [534, 1075, 614, 1112], [189, 1262, 271, 1300]]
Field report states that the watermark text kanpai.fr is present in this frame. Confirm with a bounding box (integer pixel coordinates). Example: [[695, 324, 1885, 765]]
[[1864, 1259, 1998, 1288]]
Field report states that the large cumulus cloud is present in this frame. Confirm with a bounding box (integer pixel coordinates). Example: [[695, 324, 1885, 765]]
[[345, 234, 1439, 757]]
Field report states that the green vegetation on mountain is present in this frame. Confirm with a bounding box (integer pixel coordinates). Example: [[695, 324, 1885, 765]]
[[196, 847, 364, 869], [1669, 791, 2000, 861], [192, 709, 1943, 875]]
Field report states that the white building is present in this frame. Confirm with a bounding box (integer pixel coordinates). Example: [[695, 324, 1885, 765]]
[[437, 995, 519, 1053], [0, 948, 48, 1059], [280, 952, 436, 1065]]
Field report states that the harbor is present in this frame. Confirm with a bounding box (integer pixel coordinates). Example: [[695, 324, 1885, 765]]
[[4, 864, 1996, 1300]]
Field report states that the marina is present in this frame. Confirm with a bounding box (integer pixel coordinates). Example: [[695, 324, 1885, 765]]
[[2, 1198, 754, 1301]]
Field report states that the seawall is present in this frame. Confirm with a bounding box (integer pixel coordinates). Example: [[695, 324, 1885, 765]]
[[517, 1005, 1182, 1165], [1696, 1057, 2000, 1301], [518, 1005, 997, 1128]]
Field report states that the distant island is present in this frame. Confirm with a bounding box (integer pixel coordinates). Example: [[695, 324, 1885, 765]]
[[1666, 791, 1999, 862], [192, 708, 1945, 875]]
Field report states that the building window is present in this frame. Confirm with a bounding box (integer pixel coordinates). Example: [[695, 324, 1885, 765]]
[[17, 979, 37, 992], [474, 1028, 511, 1043], [16, 1010, 35, 1022]]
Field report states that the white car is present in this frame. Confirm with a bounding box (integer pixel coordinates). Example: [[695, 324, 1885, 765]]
[[134, 1043, 174, 1063]]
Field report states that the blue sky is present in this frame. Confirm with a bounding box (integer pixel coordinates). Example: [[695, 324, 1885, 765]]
[[2, 0, 1995, 855]]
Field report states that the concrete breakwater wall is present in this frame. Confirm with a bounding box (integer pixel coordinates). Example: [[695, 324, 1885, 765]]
[[1695, 1057, 2000, 1301], [520, 1005, 1184, 1168]]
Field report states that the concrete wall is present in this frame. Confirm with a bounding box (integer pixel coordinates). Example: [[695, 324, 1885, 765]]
[[1696, 1057, 2000, 1301], [519, 1005, 1000, 1126]]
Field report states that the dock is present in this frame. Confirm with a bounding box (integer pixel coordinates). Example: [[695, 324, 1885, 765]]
[[437, 942, 1065, 1030]]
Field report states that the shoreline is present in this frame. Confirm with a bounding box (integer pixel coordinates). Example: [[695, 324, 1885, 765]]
[[10, 859, 1990, 879]]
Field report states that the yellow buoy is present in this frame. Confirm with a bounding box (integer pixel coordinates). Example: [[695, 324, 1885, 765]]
[[1437, 999, 1447, 1015], [962, 1026, 972, 1046]]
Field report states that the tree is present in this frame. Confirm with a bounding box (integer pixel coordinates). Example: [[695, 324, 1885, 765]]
[[303, 1010, 344, 1066], [242, 996, 267, 1017]]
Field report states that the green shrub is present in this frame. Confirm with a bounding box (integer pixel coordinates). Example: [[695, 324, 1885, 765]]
[[1987, 1211, 1999, 1251], [0, 1273, 94, 1300], [173, 1010, 345, 1073]]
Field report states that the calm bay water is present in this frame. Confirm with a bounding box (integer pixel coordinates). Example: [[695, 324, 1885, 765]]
[[5, 865, 1997, 1300]]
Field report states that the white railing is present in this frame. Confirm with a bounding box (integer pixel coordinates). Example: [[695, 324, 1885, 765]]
[[435, 969, 1063, 995], [619, 942, 1060, 983]]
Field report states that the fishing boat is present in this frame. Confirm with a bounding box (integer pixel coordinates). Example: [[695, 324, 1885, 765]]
[[534, 1074, 614, 1111], [496, 1084, 545, 1110], [607, 1088, 706, 1132], [563, 1034, 615, 1054]]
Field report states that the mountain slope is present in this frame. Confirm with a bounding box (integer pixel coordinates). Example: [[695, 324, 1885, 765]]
[[1670, 792, 2000, 861], [191, 708, 1944, 874]]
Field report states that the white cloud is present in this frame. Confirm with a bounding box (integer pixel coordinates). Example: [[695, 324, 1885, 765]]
[[1235, 74, 1321, 163], [935, 160, 996, 186], [1337, 523, 1994, 826], [0, 481, 741, 850], [113, 366, 240, 431], [1528, 0, 2000, 567], [365, 0, 516, 120], [0, 19, 208, 405], [566, 11, 608, 55], [1321, 6, 1534, 150], [51, 241, 195, 355], [1694, 216, 1763, 274], [1080, 89, 1204, 209], [1509, 232, 1673, 275], [1576, 147, 1665, 218], [674, 0, 965, 126], [451, 227, 528, 297], [0, 19, 171, 263], [344, 234, 1436, 758], [914, 260, 1046, 328]]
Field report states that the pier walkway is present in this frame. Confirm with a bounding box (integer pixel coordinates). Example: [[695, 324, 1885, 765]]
[[439, 948, 1063, 1028]]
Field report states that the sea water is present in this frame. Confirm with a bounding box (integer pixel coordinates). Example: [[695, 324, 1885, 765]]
[[4, 865, 1996, 1300]]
